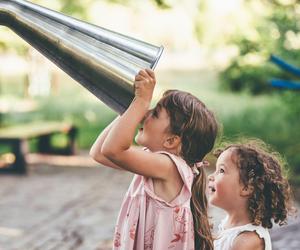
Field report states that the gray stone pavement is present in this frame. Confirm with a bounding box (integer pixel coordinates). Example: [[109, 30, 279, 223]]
[[0, 154, 299, 249]]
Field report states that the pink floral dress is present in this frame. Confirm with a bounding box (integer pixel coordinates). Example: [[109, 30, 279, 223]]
[[113, 151, 195, 250]]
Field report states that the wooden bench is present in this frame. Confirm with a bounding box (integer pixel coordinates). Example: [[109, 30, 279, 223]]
[[0, 121, 77, 174]]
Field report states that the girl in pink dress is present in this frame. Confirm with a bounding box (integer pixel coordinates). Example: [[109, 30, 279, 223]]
[[90, 69, 218, 250]]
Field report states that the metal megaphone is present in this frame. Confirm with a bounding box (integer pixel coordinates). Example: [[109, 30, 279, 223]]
[[0, 0, 164, 113]]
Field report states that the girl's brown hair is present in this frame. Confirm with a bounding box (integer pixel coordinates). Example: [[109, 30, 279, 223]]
[[156, 90, 218, 250], [214, 139, 296, 228]]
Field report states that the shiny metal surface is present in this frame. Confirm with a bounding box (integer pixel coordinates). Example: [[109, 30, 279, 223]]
[[0, 0, 163, 113]]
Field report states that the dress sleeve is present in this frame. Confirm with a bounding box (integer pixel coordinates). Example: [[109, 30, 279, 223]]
[[235, 225, 272, 250]]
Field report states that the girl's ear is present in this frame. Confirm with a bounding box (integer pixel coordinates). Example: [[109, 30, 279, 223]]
[[163, 135, 181, 149], [240, 185, 254, 197]]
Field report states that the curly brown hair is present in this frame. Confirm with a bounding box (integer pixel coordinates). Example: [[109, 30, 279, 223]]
[[155, 90, 219, 250], [214, 139, 296, 229]]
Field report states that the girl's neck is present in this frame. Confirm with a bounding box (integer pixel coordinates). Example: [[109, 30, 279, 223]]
[[224, 208, 252, 229]]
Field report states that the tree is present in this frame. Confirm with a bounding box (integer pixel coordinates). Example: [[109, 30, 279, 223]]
[[219, 0, 300, 94]]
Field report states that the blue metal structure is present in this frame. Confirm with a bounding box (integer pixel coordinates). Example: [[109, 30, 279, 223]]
[[269, 54, 300, 90]]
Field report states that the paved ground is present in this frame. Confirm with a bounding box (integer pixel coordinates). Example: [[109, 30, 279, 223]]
[[0, 154, 299, 250]]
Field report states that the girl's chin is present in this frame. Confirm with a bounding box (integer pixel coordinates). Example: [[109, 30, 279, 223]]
[[209, 200, 216, 207], [208, 195, 218, 206], [208, 198, 226, 209]]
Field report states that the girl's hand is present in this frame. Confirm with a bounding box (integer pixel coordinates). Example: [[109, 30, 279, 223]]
[[134, 69, 156, 104]]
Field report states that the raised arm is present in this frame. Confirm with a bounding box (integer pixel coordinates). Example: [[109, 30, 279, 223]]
[[90, 116, 123, 170], [101, 69, 176, 180]]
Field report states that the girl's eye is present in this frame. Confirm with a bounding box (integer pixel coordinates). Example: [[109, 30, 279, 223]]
[[152, 109, 158, 117], [219, 168, 225, 174]]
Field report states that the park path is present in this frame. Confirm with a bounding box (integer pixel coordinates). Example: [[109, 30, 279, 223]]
[[0, 155, 299, 249]]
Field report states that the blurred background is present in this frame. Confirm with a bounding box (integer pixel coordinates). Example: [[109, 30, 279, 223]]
[[0, 0, 299, 249]]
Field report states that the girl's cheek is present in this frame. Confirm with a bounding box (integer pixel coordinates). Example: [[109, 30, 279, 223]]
[[215, 180, 227, 196]]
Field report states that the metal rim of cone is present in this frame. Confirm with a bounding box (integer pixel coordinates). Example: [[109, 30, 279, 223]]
[[151, 46, 164, 70]]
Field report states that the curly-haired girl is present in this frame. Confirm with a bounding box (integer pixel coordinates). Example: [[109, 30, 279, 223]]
[[208, 139, 295, 250]]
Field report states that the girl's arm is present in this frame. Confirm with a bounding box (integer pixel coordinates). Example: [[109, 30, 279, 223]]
[[90, 116, 123, 170], [101, 69, 176, 180]]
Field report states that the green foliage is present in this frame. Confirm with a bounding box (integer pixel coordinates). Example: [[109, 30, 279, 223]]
[[216, 0, 300, 175], [33, 94, 117, 149], [0, 40, 6, 51], [152, 0, 171, 8], [220, 0, 300, 94], [221, 62, 271, 94], [59, 0, 92, 19], [221, 96, 300, 174], [282, 91, 300, 118]]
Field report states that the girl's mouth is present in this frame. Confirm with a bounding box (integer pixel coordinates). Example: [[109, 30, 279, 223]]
[[137, 122, 144, 132]]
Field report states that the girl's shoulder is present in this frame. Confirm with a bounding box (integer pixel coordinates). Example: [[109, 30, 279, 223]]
[[215, 221, 272, 250], [155, 150, 194, 185], [231, 231, 266, 250], [143, 149, 194, 206], [144, 147, 193, 184]]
